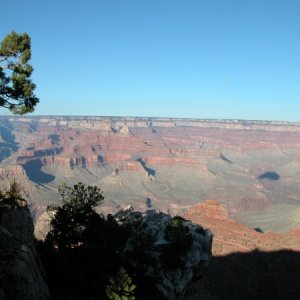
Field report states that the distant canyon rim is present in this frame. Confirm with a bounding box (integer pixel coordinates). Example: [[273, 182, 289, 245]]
[[1, 116, 300, 236]]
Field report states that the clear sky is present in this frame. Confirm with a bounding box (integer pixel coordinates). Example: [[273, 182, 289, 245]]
[[1, 0, 300, 121]]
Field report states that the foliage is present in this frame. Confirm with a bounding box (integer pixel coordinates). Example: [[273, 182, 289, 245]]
[[38, 184, 199, 299], [0, 180, 26, 209], [45, 182, 104, 251], [106, 267, 136, 300], [58, 182, 104, 210], [122, 230, 165, 300], [0, 31, 39, 114], [123, 230, 156, 276], [39, 183, 133, 299], [161, 216, 193, 269]]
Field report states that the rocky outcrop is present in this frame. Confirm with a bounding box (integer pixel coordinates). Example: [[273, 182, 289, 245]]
[[184, 200, 300, 256], [115, 207, 212, 299], [0, 165, 33, 193], [34, 210, 55, 241], [0, 200, 50, 300]]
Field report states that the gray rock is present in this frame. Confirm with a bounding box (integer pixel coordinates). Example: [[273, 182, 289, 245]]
[[34, 210, 56, 241], [0, 203, 50, 300], [116, 208, 213, 299]]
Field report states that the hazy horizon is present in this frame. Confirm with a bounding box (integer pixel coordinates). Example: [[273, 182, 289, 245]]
[[1, 114, 300, 124]]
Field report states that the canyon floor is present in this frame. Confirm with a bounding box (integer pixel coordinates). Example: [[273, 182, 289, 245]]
[[1, 116, 300, 237]]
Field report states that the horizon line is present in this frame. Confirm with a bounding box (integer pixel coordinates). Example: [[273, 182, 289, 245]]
[[1, 114, 300, 125]]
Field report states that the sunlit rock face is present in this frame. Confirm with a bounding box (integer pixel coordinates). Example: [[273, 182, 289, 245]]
[[184, 200, 300, 256], [2, 116, 300, 231], [0, 201, 50, 300], [184, 200, 300, 300]]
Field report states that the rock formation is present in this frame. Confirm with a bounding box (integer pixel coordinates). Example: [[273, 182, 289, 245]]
[[34, 209, 55, 241], [115, 206, 213, 299], [1, 116, 300, 231], [0, 198, 50, 300], [183, 200, 300, 255], [0, 165, 34, 192], [181, 200, 300, 299]]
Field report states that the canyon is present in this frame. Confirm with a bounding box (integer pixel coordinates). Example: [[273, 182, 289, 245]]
[[184, 200, 300, 299], [1, 115, 300, 235]]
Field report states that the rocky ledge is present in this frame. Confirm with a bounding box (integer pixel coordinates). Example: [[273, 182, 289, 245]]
[[184, 200, 300, 255], [114, 207, 213, 299]]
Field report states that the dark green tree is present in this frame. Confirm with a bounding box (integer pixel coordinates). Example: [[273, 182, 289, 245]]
[[161, 216, 193, 269], [0, 180, 26, 209], [46, 182, 104, 251], [41, 183, 132, 299], [0, 31, 39, 114]]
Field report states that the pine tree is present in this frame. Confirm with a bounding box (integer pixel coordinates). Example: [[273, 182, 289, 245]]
[[45, 182, 104, 251], [106, 267, 136, 300], [0, 31, 39, 114]]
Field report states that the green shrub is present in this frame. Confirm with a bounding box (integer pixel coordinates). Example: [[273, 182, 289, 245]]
[[106, 267, 136, 300], [161, 216, 193, 269]]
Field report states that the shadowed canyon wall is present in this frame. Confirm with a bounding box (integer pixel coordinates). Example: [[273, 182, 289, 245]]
[[1, 116, 300, 232]]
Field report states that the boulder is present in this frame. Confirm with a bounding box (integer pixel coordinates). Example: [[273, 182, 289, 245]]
[[116, 208, 213, 299]]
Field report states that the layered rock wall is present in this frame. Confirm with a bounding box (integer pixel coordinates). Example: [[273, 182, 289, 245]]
[[184, 200, 300, 255], [5, 116, 300, 171]]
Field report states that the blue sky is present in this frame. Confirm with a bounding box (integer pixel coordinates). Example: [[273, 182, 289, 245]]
[[1, 0, 300, 121]]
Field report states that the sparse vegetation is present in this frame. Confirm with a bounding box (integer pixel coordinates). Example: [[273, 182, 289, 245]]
[[0, 180, 26, 209]]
